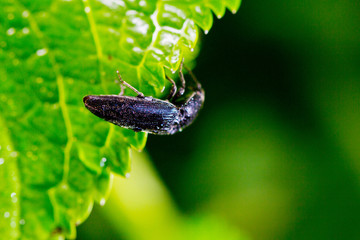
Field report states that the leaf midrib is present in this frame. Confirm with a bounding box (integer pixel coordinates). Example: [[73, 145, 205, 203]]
[[82, 0, 115, 149]]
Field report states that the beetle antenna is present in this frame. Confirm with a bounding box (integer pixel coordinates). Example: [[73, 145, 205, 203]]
[[116, 70, 144, 98]]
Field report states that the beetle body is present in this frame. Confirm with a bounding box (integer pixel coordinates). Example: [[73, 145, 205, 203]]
[[84, 95, 180, 135], [83, 60, 204, 135], [83, 87, 204, 135]]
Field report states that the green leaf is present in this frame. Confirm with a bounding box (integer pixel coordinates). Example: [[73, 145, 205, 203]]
[[0, 0, 241, 238], [0, 117, 20, 239]]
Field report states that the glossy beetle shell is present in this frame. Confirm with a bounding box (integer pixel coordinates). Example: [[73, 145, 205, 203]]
[[83, 88, 204, 135], [83, 95, 181, 135]]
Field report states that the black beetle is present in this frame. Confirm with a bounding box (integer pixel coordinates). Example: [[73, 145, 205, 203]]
[[83, 60, 205, 135]]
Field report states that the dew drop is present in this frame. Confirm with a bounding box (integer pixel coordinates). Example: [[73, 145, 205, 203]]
[[84, 7, 91, 13], [10, 220, 16, 228], [36, 48, 48, 56], [126, 37, 134, 43], [0, 158, 4, 165], [11, 192, 18, 203], [204, 30, 209, 35], [100, 157, 107, 167], [4, 212, 10, 218], [108, 28, 119, 34], [133, 47, 142, 53], [6, 145, 11, 151], [6, 28, 15, 36], [19, 219, 25, 225], [232, 9, 237, 14], [22, 27, 30, 34], [139, 0, 146, 7], [22, 10, 29, 18], [153, 48, 163, 55], [125, 173, 131, 178], [195, 6, 201, 13], [190, 48, 194, 52], [100, 198, 106, 206]]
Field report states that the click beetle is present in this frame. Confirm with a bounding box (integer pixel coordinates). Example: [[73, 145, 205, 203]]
[[83, 60, 205, 135]]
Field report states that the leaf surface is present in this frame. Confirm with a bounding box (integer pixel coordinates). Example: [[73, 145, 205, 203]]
[[0, 0, 241, 238]]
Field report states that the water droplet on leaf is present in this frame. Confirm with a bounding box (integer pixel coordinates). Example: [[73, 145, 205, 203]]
[[6, 28, 15, 36], [22, 28, 30, 34], [36, 48, 48, 56], [22, 11, 29, 18]]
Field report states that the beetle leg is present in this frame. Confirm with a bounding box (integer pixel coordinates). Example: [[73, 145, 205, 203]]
[[165, 75, 177, 100], [115, 75, 125, 96], [119, 82, 125, 96], [115, 77, 125, 96], [116, 70, 145, 98], [175, 58, 186, 98]]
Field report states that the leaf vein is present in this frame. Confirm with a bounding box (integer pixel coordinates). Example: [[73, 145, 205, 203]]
[[82, 0, 115, 148], [14, 0, 74, 183]]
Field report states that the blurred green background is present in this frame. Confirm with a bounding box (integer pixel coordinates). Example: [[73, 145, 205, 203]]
[[78, 1, 360, 239]]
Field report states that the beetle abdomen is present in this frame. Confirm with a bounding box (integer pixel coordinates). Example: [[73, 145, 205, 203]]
[[83, 95, 181, 135]]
